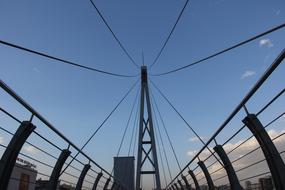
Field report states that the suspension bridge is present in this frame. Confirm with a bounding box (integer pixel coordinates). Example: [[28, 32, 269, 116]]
[[0, 1, 285, 190]]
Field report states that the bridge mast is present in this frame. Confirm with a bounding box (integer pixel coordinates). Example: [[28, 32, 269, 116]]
[[136, 66, 161, 190]]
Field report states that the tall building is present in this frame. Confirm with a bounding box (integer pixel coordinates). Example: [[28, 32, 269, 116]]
[[114, 156, 135, 190]]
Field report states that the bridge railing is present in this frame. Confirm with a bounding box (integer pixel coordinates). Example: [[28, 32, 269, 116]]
[[0, 80, 123, 190], [167, 49, 285, 190]]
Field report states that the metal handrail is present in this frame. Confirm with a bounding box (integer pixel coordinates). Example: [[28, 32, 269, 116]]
[[167, 48, 285, 188], [0, 79, 114, 179]]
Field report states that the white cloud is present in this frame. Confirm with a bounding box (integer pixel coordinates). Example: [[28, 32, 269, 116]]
[[259, 39, 274, 48], [0, 136, 4, 144], [241, 70, 256, 79], [276, 10, 281, 16], [189, 136, 206, 142], [187, 150, 198, 157], [23, 145, 39, 154]]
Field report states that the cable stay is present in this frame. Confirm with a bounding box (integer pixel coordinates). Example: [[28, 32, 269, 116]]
[[150, 80, 224, 167], [165, 48, 285, 188], [151, 22, 285, 76], [150, 88, 182, 172], [132, 109, 140, 156], [88, 0, 139, 68], [151, 99, 173, 182], [128, 96, 140, 156], [0, 39, 139, 78], [153, 124, 168, 187], [111, 87, 140, 175], [60, 79, 139, 177], [149, 0, 190, 69], [109, 88, 140, 189]]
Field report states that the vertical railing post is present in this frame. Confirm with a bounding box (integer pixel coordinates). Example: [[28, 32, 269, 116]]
[[181, 175, 191, 190], [75, 164, 91, 190], [213, 145, 242, 190], [178, 179, 184, 190], [92, 172, 103, 190], [243, 114, 285, 190], [48, 149, 71, 190], [198, 161, 214, 190], [104, 178, 111, 190], [0, 121, 36, 190], [188, 170, 200, 190], [174, 183, 179, 190]]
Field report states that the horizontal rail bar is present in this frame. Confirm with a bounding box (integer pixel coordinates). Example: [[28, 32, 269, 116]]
[[0, 79, 114, 178]]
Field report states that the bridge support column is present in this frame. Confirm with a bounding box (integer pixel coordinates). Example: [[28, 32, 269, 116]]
[[92, 172, 103, 190], [0, 121, 36, 190], [181, 175, 191, 190], [178, 180, 184, 190], [243, 114, 285, 190], [75, 164, 91, 190], [48, 149, 71, 189], [198, 161, 214, 190], [214, 145, 242, 190], [104, 178, 111, 190], [188, 170, 200, 190], [136, 66, 161, 190]]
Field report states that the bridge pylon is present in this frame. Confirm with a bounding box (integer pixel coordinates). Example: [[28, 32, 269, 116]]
[[136, 66, 161, 190]]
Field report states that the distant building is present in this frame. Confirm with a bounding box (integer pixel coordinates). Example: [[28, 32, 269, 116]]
[[244, 176, 274, 190], [114, 156, 135, 190], [35, 179, 49, 190], [35, 179, 77, 190], [259, 177, 273, 190], [7, 161, 37, 190], [35, 179, 61, 190], [245, 181, 252, 190]]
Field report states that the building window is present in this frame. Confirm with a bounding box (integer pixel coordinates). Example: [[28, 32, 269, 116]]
[[19, 173, 30, 190]]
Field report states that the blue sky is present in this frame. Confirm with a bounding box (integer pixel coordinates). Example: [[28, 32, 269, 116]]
[[1, 0, 285, 188]]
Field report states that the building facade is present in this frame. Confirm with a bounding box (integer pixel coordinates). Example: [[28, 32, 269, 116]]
[[7, 162, 37, 190]]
